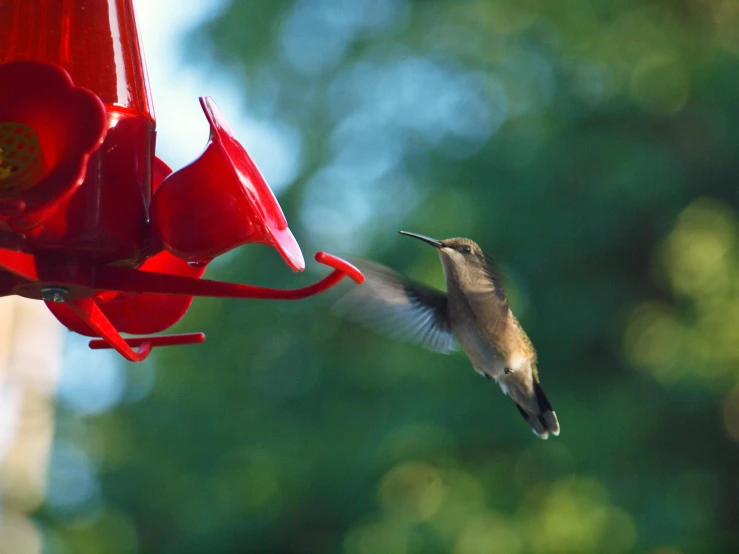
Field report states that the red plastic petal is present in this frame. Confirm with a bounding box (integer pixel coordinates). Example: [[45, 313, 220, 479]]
[[150, 97, 305, 271], [45, 251, 203, 337], [94, 250, 206, 334], [0, 61, 107, 228]]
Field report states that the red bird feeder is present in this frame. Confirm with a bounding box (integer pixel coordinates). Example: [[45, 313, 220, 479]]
[[0, 1, 363, 362]]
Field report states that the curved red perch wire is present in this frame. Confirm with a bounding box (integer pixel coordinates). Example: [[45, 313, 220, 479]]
[[87, 251, 364, 300], [89, 332, 205, 351], [77, 252, 363, 360]]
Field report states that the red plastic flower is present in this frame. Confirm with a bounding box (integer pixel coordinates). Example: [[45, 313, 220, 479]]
[[0, 60, 107, 229], [151, 97, 305, 271]]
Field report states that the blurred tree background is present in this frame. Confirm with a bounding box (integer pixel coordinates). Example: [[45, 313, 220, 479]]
[[37, 0, 739, 552]]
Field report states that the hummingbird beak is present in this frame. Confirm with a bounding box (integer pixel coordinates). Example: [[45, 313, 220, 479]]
[[398, 231, 443, 248]]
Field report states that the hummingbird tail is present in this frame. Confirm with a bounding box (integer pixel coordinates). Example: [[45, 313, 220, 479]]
[[515, 382, 560, 440]]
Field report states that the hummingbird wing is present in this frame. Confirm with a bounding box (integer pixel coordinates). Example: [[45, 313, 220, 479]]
[[334, 260, 458, 354], [464, 254, 511, 333]]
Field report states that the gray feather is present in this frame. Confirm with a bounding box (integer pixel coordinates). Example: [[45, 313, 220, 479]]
[[334, 260, 458, 354]]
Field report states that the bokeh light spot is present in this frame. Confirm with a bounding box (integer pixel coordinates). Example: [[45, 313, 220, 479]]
[[58, 334, 125, 415], [630, 54, 690, 115], [522, 477, 637, 554], [378, 461, 445, 522], [453, 511, 522, 554], [343, 519, 410, 554], [713, 0, 739, 56], [428, 469, 486, 539], [625, 198, 739, 385], [45, 442, 99, 513], [623, 302, 684, 382], [0, 515, 42, 554], [661, 198, 738, 298]]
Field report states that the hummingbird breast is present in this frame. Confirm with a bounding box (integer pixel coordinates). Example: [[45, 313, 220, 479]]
[[447, 288, 510, 377]]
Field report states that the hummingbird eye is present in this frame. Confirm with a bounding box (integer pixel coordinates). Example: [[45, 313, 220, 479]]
[[504, 367, 513, 375], [460, 245, 472, 254]]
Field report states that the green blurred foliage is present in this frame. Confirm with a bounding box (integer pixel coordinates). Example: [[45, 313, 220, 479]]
[[40, 0, 739, 552]]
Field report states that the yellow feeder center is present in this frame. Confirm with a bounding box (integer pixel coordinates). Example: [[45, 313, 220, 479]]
[[0, 122, 45, 198]]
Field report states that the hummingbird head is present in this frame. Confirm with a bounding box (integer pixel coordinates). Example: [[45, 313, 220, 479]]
[[499, 358, 560, 439], [398, 231, 488, 280], [398, 232, 503, 300]]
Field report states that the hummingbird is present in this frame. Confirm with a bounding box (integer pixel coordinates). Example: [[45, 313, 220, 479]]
[[335, 231, 560, 439]]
